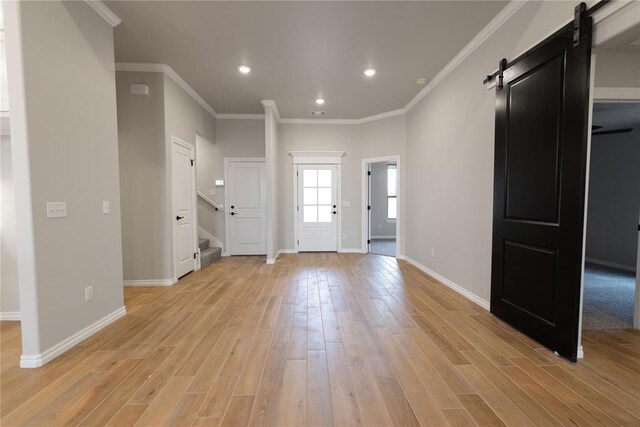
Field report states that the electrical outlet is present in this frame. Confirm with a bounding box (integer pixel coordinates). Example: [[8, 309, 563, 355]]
[[342, 233, 347, 240], [85, 286, 93, 302], [431, 248, 436, 258], [102, 201, 110, 214]]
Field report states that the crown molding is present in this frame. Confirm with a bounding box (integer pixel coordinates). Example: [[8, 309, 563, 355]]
[[84, 1, 121, 27], [115, 63, 218, 119], [261, 100, 281, 121], [279, 108, 406, 125], [405, 0, 526, 111], [114, 1, 526, 125], [270, 1, 527, 125], [217, 114, 265, 120]]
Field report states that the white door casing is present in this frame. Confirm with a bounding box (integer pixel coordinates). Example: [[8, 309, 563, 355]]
[[172, 138, 197, 279], [297, 164, 338, 252], [226, 159, 267, 255], [361, 155, 401, 256]]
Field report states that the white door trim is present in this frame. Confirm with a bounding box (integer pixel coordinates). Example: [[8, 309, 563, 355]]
[[291, 152, 344, 253], [361, 155, 401, 257], [171, 136, 198, 277], [224, 158, 267, 256], [593, 87, 640, 102]]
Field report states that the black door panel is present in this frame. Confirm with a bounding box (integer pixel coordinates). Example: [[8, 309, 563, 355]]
[[491, 17, 592, 362]]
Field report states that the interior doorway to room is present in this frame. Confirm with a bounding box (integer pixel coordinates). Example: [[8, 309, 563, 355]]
[[367, 161, 397, 257], [225, 159, 267, 255], [362, 156, 400, 257], [582, 102, 640, 331], [172, 137, 197, 279]]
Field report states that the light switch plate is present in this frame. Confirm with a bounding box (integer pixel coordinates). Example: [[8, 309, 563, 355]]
[[102, 201, 110, 214], [215, 179, 225, 187], [47, 202, 67, 218]]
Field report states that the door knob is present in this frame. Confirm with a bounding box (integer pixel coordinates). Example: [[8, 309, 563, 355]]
[[332, 211, 337, 215], [176, 215, 184, 221], [333, 205, 336, 208], [231, 205, 235, 209], [230, 212, 236, 216]]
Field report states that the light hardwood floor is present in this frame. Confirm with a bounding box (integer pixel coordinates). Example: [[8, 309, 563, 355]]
[[2, 253, 640, 426]]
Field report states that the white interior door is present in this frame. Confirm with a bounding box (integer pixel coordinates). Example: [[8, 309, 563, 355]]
[[298, 165, 338, 252], [172, 140, 196, 279], [227, 160, 267, 255]]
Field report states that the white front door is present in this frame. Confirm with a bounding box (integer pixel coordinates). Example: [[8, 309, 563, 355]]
[[227, 160, 267, 255], [298, 165, 338, 252], [172, 140, 196, 279]]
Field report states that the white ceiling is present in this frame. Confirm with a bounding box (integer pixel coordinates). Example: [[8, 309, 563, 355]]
[[107, 1, 508, 119]]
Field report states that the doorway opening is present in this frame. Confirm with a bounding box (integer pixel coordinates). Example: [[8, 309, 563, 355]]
[[582, 102, 640, 331], [362, 156, 400, 258], [368, 161, 397, 257]]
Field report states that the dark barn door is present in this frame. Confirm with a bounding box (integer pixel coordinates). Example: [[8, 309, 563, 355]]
[[490, 11, 592, 361]]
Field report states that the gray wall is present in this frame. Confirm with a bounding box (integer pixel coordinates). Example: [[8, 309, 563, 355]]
[[404, 1, 577, 304], [197, 119, 265, 250], [116, 71, 168, 281], [116, 70, 218, 281], [586, 127, 640, 270], [278, 115, 405, 251], [5, 1, 124, 355], [595, 51, 640, 88], [163, 75, 216, 274], [1, 135, 19, 314], [370, 162, 396, 238]]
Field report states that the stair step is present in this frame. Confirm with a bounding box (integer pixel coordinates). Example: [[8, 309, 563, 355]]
[[201, 247, 222, 269], [198, 238, 210, 252]]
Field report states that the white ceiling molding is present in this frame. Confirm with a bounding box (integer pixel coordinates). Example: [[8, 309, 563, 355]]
[[593, 87, 640, 102], [279, 108, 406, 125], [84, 1, 121, 27], [407, 0, 526, 110], [115, 62, 217, 119], [278, 0, 526, 125], [261, 100, 281, 121], [289, 151, 346, 165], [217, 114, 265, 120], [114, 1, 527, 125]]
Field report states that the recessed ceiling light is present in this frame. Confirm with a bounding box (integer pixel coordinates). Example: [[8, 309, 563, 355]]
[[364, 68, 376, 77], [238, 65, 251, 74], [315, 98, 325, 105]]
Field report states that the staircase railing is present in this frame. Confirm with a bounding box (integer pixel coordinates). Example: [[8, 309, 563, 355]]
[[197, 190, 224, 211]]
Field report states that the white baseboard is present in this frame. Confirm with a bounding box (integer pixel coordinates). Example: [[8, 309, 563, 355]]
[[339, 248, 365, 253], [0, 311, 22, 321], [371, 235, 396, 240], [577, 344, 584, 359], [278, 249, 297, 254], [397, 254, 490, 311], [585, 257, 636, 273], [266, 258, 276, 265], [123, 277, 177, 287], [20, 306, 127, 368]]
